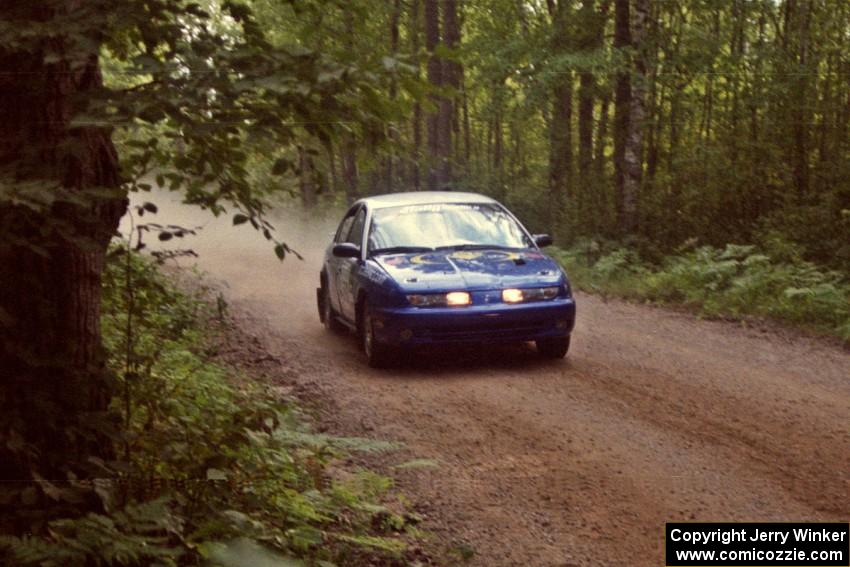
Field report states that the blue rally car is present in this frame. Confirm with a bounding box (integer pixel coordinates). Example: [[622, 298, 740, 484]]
[[317, 192, 576, 367]]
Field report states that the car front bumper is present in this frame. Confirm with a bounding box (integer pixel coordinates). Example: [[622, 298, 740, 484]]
[[371, 298, 576, 346]]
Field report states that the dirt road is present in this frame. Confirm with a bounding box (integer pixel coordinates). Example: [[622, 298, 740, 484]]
[[126, 194, 850, 566]]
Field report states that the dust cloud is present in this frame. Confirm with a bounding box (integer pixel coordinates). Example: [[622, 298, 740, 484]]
[[119, 189, 342, 330]]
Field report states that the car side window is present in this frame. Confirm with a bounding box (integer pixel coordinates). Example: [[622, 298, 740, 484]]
[[335, 211, 357, 243], [345, 207, 367, 246]]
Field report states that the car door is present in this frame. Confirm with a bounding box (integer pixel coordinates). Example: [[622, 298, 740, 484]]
[[336, 205, 367, 323], [327, 207, 358, 314]]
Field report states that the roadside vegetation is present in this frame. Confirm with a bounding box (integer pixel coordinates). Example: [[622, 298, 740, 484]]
[[2, 0, 849, 564], [1, 250, 418, 566], [552, 241, 850, 343]]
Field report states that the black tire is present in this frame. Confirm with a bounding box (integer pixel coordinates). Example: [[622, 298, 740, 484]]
[[319, 285, 345, 333], [360, 300, 394, 368], [536, 335, 570, 359]]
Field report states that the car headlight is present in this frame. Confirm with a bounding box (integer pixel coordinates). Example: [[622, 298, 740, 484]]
[[502, 286, 560, 303], [407, 291, 471, 307]]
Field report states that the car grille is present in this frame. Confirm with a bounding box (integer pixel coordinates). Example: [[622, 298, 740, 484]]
[[414, 319, 553, 341]]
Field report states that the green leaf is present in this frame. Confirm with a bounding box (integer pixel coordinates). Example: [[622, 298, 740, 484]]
[[274, 243, 286, 260], [233, 214, 249, 225], [206, 468, 228, 481], [207, 538, 305, 567], [392, 458, 439, 470], [381, 56, 397, 70], [318, 68, 345, 83], [223, 2, 252, 21], [271, 158, 290, 176]]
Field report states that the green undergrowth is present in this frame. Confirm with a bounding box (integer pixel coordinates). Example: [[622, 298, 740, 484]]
[[1, 248, 420, 566], [551, 239, 850, 343]]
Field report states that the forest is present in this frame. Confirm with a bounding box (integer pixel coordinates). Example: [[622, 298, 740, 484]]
[[257, 0, 850, 269], [0, 0, 849, 565]]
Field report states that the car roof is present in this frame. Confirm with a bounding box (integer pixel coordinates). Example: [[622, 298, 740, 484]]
[[355, 191, 499, 210]]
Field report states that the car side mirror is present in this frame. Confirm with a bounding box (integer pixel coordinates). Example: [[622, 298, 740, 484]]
[[533, 234, 553, 248], [332, 242, 361, 258]]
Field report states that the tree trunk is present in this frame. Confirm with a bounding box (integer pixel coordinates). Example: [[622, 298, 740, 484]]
[[298, 146, 317, 208], [595, 94, 610, 178], [450, 1, 467, 175], [578, 79, 594, 184], [342, 134, 359, 203], [0, 1, 126, 497], [613, 0, 631, 234], [327, 143, 338, 194], [699, 7, 719, 145], [646, 81, 662, 183], [749, 4, 767, 148], [547, 1, 574, 235], [438, 0, 460, 188], [667, 7, 686, 173], [578, 0, 604, 186], [791, 0, 811, 196], [729, 0, 745, 161], [644, 1, 660, 185], [412, 103, 423, 191], [424, 0, 442, 190], [410, 0, 422, 190], [493, 110, 504, 199], [342, 7, 360, 201], [549, 81, 573, 235], [616, 0, 646, 236], [840, 61, 850, 159], [462, 85, 471, 168], [384, 0, 402, 193], [594, 94, 610, 234]]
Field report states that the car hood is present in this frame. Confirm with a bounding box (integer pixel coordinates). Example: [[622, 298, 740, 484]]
[[374, 249, 563, 292]]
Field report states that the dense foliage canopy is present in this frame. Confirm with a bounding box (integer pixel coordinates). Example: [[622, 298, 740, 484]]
[[1, 0, 848, 563], [304, 0, 850, 272]]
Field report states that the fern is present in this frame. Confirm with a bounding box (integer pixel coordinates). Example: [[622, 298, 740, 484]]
[[2, 249, 417, 566], [553, 242, 850, 341], [1, 499, 183, 566]]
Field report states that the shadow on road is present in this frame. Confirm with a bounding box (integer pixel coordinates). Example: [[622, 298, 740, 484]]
[[385, 342, 571, 375]]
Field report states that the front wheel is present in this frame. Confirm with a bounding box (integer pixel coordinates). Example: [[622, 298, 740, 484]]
[[360, 300, 395, 368], [536, 336, 570, 359]]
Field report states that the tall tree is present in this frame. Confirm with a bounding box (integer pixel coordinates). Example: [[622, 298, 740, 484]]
[[548, 0, 574, 234], [410, 0, 423, 190], [614, 0, 647, 235], [0, 0, 411, 504], [576, 0, 609, 231], [298, 146, 318, 207], [424, 0, 442, 190], [384, 0, 402, 193], [612, 0, 631, 234], [577, 0, 605, 186], [622, 0, 648, 234], [342, 7, 361, 202], [441, 0, 462, 184], [0, 0, 126, 488], [790, 0, 813, 196]]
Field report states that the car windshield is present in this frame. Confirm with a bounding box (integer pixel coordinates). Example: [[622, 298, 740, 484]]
[[368, 203, 533, 255]]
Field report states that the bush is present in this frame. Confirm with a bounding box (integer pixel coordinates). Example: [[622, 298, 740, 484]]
[[1, 249, 414, 566], [551, 239, 649, 300], [552, 241, 850, 342]]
